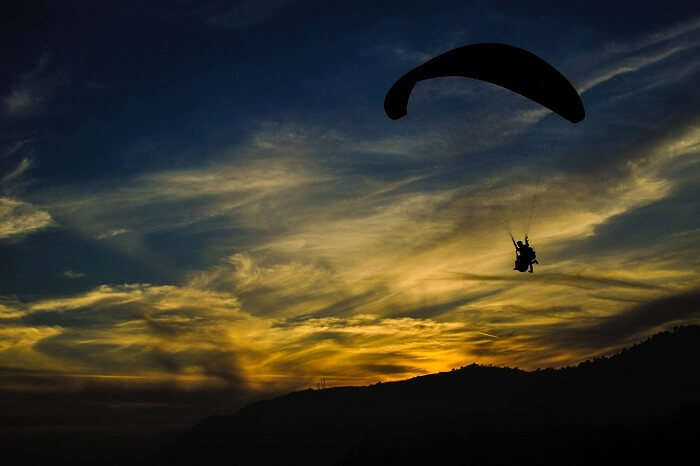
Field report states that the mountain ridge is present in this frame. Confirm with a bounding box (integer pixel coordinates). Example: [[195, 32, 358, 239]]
[[154, 325, 700, 465]]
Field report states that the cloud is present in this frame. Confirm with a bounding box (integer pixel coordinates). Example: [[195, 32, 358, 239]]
[[0, 156, 53, 239], [0, 197, 53, 239], [44, 140, 333, 238], [449, 272, 667, 291], [0, 140, 32, 160], [549, 287, 700, 351], [0, 298, 23, 320], [3, 89, 36, 115], [0, 283, 250, 389], [517, 26, 700, 125], [2, 54, 52, 118], [577, 42, 700, 94], [62, 270, 85, 279], [25, 110, 691, 377], [23, 110, 696, 384], [189, 252, 345, 319], [41, 102, 685, 265], [387, 46, 434, 65], [605, 16, 700, 55], [1, 157, 36, 200], [2, 158, 33, 185], [96, 228, 129, 239], [462, 288, 700, 369], [0, 279, 469, 392], [7, 13, 700, 393]]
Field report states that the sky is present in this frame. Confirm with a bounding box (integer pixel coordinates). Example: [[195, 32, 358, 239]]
[[2, 0, 700, 407]]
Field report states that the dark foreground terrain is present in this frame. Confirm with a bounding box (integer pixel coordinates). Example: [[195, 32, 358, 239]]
[[152, 326, 700, 465]]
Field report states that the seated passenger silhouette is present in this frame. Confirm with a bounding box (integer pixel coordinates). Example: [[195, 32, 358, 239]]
[[513, 236, 538, 273]]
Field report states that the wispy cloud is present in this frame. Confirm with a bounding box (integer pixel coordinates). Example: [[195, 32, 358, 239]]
[[2, 89, 36, 115], [0, 197, 53, 239], [449, 272, 667, 291], [387, 46, 434, 65], [0, 298, 23, 320], [21, 105, 695, 383], [2, 53, 52, 118], [578, 42, 700, 94], [1, 139, 32, 160], [0, 280, 472, 390], [0, 155, 53, 239], [2, 158, 33, 185], [5, 14, 700, 393], [44, 132, 334, 238], [604, 16, 700, 55], [95, 228, 129, 239]]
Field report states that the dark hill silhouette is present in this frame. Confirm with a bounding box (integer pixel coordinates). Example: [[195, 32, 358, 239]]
[[152, 326, 700, 466]]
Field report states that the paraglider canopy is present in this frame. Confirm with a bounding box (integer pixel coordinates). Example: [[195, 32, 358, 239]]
[[384, 43, 585, 123]]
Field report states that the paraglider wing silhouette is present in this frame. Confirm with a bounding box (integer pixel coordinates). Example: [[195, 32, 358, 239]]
[[384, 43, 585, 123]]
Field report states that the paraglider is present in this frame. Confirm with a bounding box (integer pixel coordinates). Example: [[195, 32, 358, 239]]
[[512, 235, 538, 273], [384, 43, 585, 273]]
